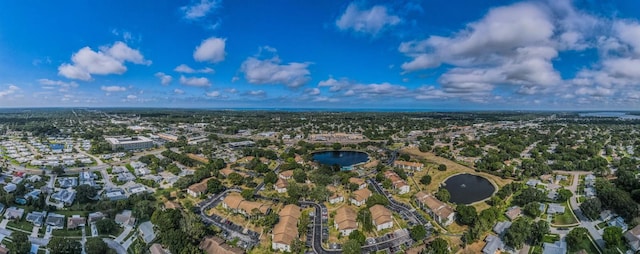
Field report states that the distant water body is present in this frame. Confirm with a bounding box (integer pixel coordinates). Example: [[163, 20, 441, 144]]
[[579, 112, 640, 120]]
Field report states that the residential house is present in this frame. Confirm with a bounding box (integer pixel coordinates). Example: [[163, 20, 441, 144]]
[[327, 186, 343, 204], [608, 216, 628, 232], [526, 179, 540, 187], [274, 178, 288, 193], [115, 210, 136, 227], [139, 221, 157, 244], [348, 178, 367, 190], [542, 240, 567, 254], [187, 180, 209, 197], [278, 170, 294, 180], [483, 235, 506, 254], [88, 212, 105, 223], [334, 206, 358, 236], [547, 204, 565, 215], [350, 188, 372, 207], [600, 210, 614, 221], [505, 206, 523, 221], [222, 194, 271, 217], [625, 225, 640, 252], [493, 221, 512, 235], [45, 213, 65, 229], [384, 171, 410, 194], [26, 211, 47, 227], [58, 177, 78, 188], [585, 174, 596, 187], [272, 204, 301, 252], [52, 189, 76, 206], [393, 160, 424, 171], [67, 215, 86, 230], [199, 236, 245, 254], [369, 205, 393, 231], [149, 243, 168, 254], [3, 184, 16, 193], [415, 191, 455, 226]]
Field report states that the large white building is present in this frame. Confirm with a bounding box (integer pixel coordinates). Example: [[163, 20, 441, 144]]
[[105, 136, 153, 151]]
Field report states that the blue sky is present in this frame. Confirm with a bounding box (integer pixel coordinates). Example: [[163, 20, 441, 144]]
[[2, 0, 640, 110]]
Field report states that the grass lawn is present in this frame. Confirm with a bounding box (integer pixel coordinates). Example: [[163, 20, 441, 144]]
[[578, 196, 586, 203], [542, 234, 560, 243], [52, 229, 83, 237], [597, 221, 608, 229], [529, 246, 543, 254], [569, 233, 600, 254], [552, 203, 578, 226], [7, 220, 34, 232]]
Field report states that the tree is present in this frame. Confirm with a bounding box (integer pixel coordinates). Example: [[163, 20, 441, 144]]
[[95, 218, 118, 235], [556, 188, 573, 202], [264, 171, 277, 185], [290, 238, 306, 254], [342, 239, 361, 254], [49, 237, 82, 254], [357, 209, 374, 233], [293, 169, 307, 183], [205, 178, 224, 195], [456, 205, 477, 225], [435, 188, 450, 202], [227, 172, 244, 186], [365, 194, 389, 208], [513, 188, 545, 206], [580, 198, 602, 220], [504, 218, 532, 249], [332, 143, 343, 150], [530, 220, 549, 245], [409, 224, 427, 241], [566, 227, 589, 251], [86, 238, 110, 254], [241, 189, 254, 201], [438, 164, 447, 171], [523, 202, 542, 218], [603, 226, 623, 248], [349, 230, 366, 245], [420, 174, 432, 185], [51, 165, 65, 175], [426, 238, 449, 254], [11, 232, 30, 254]]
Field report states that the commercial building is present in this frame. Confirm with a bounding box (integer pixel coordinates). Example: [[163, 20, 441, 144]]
[[105, 136, 153, 151]]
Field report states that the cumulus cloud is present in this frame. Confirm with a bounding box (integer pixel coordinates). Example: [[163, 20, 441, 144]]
[[174, 89, 185, 95], [181, 0, 220, 20], [58, 41, 150, 80], [240, 48, 311, 88], [179, 75, 211, 87], [244, 90, 266, 97], [206, 91, 220, 97], [0, 85, 19, 98], [154, 72, 173, 86], [317, 77, 409, 98], [336, 3, 401, 35], [126, 94, 138, 101], [194, 37, 226, 63], [100, 86, 127, 92], [174, 64, 214, 73]]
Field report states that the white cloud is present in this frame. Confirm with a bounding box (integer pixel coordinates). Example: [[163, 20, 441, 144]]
[[100, 86, 127, 92], [206, 91, 220, 97], [179, 75, 211, 87], [194, 37, 226, 63], [0, 85, 19, 98], [336, 3, 401, 35], [245, 90, 266, 97], [154, 72, 173, 86], [126, 95, 138, 101], [37, 79, 78, 92], [240, 50, 311, 88], [58, 41, 150, 80], [317, 77, 409, 98], [174, 89, 185, 95], [181, 0, 220, 20], [306, 88, 320, 96], [174, 64, 214, 73]]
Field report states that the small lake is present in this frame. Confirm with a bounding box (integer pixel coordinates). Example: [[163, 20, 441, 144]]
[[579, 112, 640, 120], [443, 174, 495, 204], [312, 151, 369, 170]]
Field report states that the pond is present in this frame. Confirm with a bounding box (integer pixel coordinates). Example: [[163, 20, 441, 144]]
[[443, 174, 495, 204], [312, 150, 369, 171]]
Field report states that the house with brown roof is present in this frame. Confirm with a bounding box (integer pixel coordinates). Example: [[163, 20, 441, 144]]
[[334, 206, 358, 236], [222, 193, 271, 217], [272, 204, 301, 252], [187, 181, 208, 197], [625, 225, 640, 251], [505, 206, 522, 221], [393, 160, 424, 171], [348, 177, 367, 190], [415, 191, 455, 226], [384, 171, 410, 194], [327, 186, 343, 204], [0, 245, 8, 254], [279, 170, 294, 180], [199, 236, 245, 254], [67, 215, 86, 230], [149, 243, 168, 254], [370, 205, 393, 231], [163, 201, 181, 210], [350, 188, 372, 206], [274, 178, 288, 193]]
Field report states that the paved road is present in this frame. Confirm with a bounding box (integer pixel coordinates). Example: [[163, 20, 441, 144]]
[[367, 178, 430, 227], [104, 238, 126, 254], [557, 170, 605, 249]]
